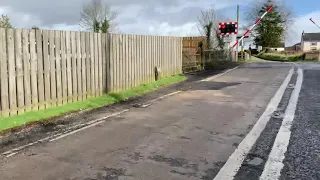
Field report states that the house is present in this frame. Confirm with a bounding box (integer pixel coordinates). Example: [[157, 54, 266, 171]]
[[285, 43, 301, 51], [301, 32, 320, 52]]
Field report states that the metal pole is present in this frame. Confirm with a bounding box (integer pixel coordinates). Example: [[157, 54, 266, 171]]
[[236, 5, 240, 62]]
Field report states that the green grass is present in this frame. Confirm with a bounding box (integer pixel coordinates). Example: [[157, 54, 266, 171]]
[[257, 53, 305, 62], [0, 75, 186, 132]]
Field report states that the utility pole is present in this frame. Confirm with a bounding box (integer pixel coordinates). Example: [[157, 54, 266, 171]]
[[236, 5, 240, 62]]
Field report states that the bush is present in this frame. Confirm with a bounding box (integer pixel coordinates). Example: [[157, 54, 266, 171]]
[[257, 53, 304, 62]]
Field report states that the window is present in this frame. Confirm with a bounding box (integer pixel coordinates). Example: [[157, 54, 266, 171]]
[[311, 47, 317, 51], [311, 42, 317, 46]]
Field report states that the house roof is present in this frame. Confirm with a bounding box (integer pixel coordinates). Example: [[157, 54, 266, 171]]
[[302, 33, 320, 41]]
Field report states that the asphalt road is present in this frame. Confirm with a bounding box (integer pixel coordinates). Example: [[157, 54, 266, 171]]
[[0, 61, 319, 180]]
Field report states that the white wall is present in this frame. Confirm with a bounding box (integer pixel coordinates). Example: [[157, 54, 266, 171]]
[[302, 41, 320, 51]]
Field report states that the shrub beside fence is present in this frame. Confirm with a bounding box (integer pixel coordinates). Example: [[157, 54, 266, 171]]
[[0, 28, 182, 117]]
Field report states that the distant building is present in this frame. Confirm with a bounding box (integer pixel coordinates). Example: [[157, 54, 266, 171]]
[[301, 32, 320, 52], [285, 43, 301, 51]]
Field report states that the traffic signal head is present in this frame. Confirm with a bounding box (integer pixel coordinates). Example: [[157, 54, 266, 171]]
[[218, 22, 238, 36]]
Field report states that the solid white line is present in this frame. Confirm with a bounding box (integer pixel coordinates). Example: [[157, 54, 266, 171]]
[[260, 68, 303, 180], [146, 91, 182, 104], [1, 91, 183, 158], [49, 109, 130, 142], [201, 66, 239, 82], [213, 68, 294, 180], [6, 152, 18, 158]]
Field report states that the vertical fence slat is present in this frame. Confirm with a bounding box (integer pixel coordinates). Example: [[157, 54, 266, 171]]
[[81, 32, 87, 99], [49, 30, 57, 107], [161, 36, 164, 77], [174, 37, 176, 74], [128, 35, 132, 88], [98, 33, 103, 95], [90, 32, 95, 96], [137, 35, 141, 84], [143, 36, 147, 83], [139, 35, 142, 83], [106, 34, 111, 93], [42, 30, 50, 108], [156, 36, 159, 78], [76, 32, 82, 101], [0, 28, 9, 116], [180, 37, 183, 73], [60, 31, 68, 105], [145, 36, 148, 83], [85, 32, 91, 97], [65, 31, 73, 103], [121, 34, 125, 91], [30, 29, 39, 110], [132, 35, 135, 87], [178, 37, 182, 74], [7, 29, 17, 115], [23, 29, 32, 111], [14, 29, 25, 114], [94, 33, 99, 96], [166, 36, 170, 76], [122, 34, 127, 91], [115, 34, 120, 92], [133, 35, 137, 87], [126, 34, 130, 90], [148, 36, 151, 83], [36, 29, 45, 110], [151, 36, 154, 82], [110, 34, 115, 92], [101, 33, 107, 93], [55, 31, 62, 106], [71, 31, 78, 101]]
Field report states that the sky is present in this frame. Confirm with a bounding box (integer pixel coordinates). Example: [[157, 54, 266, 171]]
[[0, 0, 319, 47]]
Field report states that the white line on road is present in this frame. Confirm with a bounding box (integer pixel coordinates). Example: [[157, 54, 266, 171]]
[[1, 91, 182, 158], [49, 91, 182, 142], [213, 68, 294, 180], [260, 68, 303, 180], [201, 66, 239, 82], [49, 109, 130, 142]]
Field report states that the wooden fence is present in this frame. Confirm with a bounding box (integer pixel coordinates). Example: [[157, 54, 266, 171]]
[[182, 37, 205, 73], [0, 28, 182, 117], [108, 34, 182, 92]]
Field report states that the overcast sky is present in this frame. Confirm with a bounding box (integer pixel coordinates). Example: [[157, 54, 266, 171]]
[[0, 0, 319, 46]]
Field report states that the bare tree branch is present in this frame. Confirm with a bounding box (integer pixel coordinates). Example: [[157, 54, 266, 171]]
[[197, 7, 227, 50], [79, 0, 118, 33]]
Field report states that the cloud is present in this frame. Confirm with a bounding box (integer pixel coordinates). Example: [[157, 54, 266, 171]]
[[0, 0, 244, 35], [286, 11, 320, 46]]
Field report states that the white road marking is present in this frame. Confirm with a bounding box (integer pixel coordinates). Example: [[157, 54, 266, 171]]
[[6, 152, 18, 158], [201, 66, 239, 82], [1, 91, 182, 158], [213, 68, 294, 180], [260, 68, 303, 180], [146, 91, 182, 104], [49, 109, 130, 142]]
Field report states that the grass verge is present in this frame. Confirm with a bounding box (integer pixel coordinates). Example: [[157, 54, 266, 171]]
[[0, 75, 186, 132], [257, 53, 305, 62]]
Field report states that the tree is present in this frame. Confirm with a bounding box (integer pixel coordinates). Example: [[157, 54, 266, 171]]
[[0, 14, 13, 29], [79, 0, 117, 33], [101, 19, 110, 33], [32, 26, 40, 30], [197, 7, 225, 50], [246, 0, 294, 47]]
